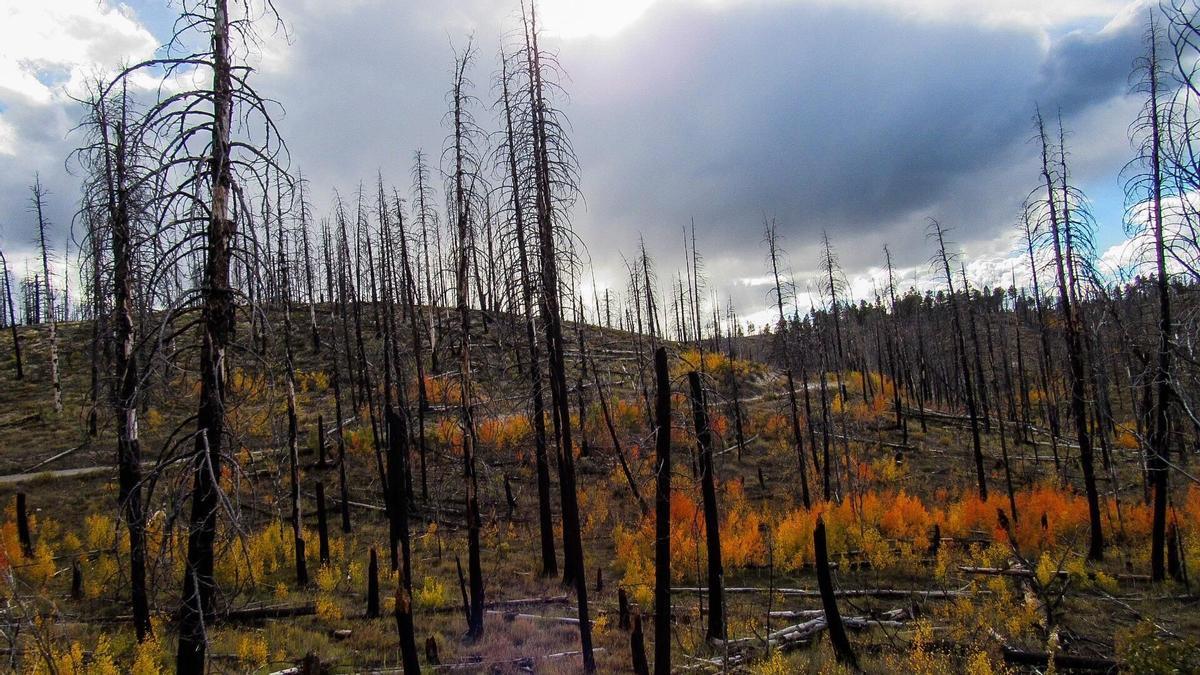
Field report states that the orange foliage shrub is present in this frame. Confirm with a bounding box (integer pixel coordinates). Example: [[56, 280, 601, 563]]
[[613, 475, 768, 596], [421, 375, 462, 406], [475, 415, 530, 453], [432, 418, 463, 448], [1113, 425, 1140, 450], [611, 398, 643, 432]]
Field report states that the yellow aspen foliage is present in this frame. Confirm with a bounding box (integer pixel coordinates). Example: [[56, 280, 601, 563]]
[[415, 575, 451, 610], [315, 594, 343, 621], [965, 650, 1003, 675], [750, 651, 791, 675], [315, 564, 340, 592], [131, 632, 166, 675], [236, 633, 269, 669], [88, 635, 120, 675]]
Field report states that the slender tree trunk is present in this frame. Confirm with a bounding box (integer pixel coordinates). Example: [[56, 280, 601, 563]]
[[0, 251, 23, 380], [99, 94, 150, 641], [765, 222, 811, 507], [31, 177, 62, 414], [688, 371, 724, 641], [522, 8, 593, 668], [450, 48, 485, 639], [501, 59, 557, 574], [932, 221, 988, 500], [177, 2, 234, 668], [1144, 32, 1172, 580], [1038, 113, 1103, 560], [652, 347, 671, 675]]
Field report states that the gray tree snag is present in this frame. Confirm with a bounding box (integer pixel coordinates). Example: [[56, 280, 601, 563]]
[[764, 219, 811, 507], [1128, 15, 1174, 580], [930, 220, 988, 501], [448, 41, 486, 640], [31, 176, 62, 414], [1036, 110, 1104, 560]]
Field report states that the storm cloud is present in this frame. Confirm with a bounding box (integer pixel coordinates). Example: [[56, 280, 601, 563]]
[[0, 0, 1150, 321]]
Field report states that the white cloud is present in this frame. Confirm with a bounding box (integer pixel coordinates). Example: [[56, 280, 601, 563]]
[[0, 116, 16, 156], [0, 0, 158, 105], [0, 0, 160, 279], [538, 0, 658, 38]]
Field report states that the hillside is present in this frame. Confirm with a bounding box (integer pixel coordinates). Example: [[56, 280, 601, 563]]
[[0, 301, 1194, 673]]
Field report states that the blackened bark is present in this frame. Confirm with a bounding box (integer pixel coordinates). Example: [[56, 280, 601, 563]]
[[367, 547, 380, 619], [931, 221, 988, 501], [1038, 113, 1103, 560], [499, 54, 557, 575], [652, 347, 671, 675], [815, 517, 858, 670], [177, 2, 235, 668], [688, 371, 724, 641]]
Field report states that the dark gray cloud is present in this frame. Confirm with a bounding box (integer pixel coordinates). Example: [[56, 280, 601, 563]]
[[559, 1, 1144, 290]]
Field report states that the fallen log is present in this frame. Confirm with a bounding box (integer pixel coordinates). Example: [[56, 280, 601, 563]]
[[86, 602, 316, 625], [1001, 647, 1119, 672], [674, 586, 974, 600], [22, 443, 87, 473], [959, 566, 1152, 583], [713, 608, 913, 651], [427, 594, 570, 613], [486, 609, 587, 625], [427, 648, 608, 672]]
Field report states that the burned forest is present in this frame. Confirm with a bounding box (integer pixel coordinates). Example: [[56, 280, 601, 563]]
[[1, 0, 1200, 673]]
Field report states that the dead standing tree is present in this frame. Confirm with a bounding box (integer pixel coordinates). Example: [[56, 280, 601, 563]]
[[112, 0, 293, 669], [652, 347, 671, 675], [496, 43, 557, 577], [521, 2, 594, 668], [1035, 110, 1104, 560], [1127, 14, 1175, 580], [74, 79, 157, 641], [929, 220, 988, 500], [764, 219, 812, 507], [0, 248, 22, 379], [688, 370, 725, 641], [445, 39, 486, 640], [31, 176, 63, 413]]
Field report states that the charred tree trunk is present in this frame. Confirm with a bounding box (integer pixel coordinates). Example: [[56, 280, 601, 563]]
[[450, 45, 485, 640], [499, 53, 557, 575], [652, 347, 671, 675], [815, 517, 858, 670], [1141, 29, 1172, 581], [931, 220, 988, 501], [688, 371, 724, 641], [388, 408, 420, 671], [1038, 112, 1103, 560], [765, 221, 811, 507], [0, 251, 22, 380], [177, 2, 236, 668], [523, 7, 593, 668], [99, 97, 150, 640]]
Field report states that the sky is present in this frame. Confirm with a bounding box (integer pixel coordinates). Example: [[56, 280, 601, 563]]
[[0, 0, 1157, 329]]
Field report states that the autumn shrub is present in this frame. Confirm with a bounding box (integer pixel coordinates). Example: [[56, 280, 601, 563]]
[[475, 414, 530, 452], [422, 374, 462, 406], [415, 574, 451, 610], [1118, 620, 1200, 673], [671, 348, 762, 384]]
